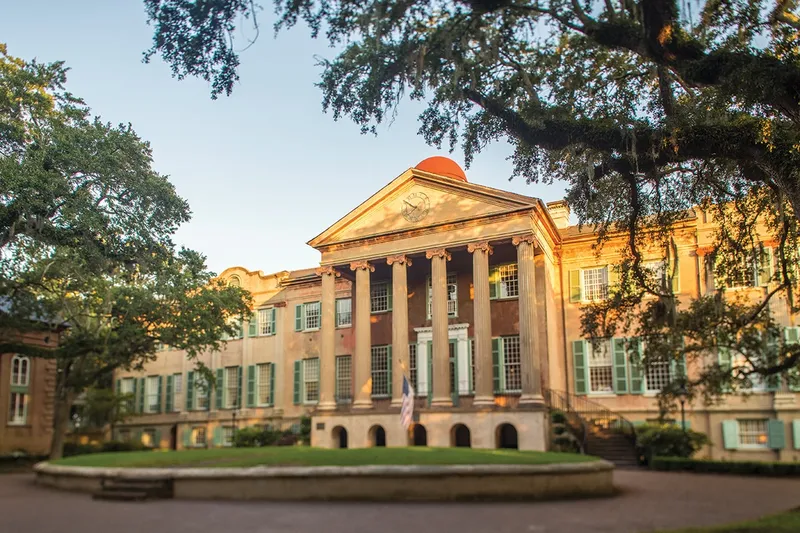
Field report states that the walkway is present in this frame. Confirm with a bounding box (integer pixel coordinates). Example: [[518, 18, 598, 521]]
[[2, 470, 799, 533]]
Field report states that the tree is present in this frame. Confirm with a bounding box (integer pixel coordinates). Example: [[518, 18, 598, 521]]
[[142, 1, 800, 407], [1, 45, 251, 458]]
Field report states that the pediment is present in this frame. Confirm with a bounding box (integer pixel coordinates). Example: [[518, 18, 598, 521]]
[[308, 169, 539, 248]]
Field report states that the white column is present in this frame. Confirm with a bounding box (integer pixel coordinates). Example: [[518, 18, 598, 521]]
[[350, 260, 375, 409], [513, 234, 544, 405], [468, 241, 495, 406], [316, 266, 339, 411], [387, 255, 411, 407], [426, 248, 452, 407]]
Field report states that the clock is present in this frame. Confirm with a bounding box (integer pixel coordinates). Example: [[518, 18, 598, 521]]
[[401, 192, 430, 223]]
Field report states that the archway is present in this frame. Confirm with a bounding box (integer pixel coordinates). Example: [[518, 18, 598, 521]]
[[496, 423, 518, 449], [412, 424, 427, 446], [332, 426, 348, 449], [369, 425, 386, 447], [451, 424, 471, 448]]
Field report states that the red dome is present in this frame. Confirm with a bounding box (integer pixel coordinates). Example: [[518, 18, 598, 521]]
[[414, 156, 468, 182]]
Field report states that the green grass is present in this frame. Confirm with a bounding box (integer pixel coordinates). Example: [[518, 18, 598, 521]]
[[655, 509, 800, 533], [52, 446, 597, 468]]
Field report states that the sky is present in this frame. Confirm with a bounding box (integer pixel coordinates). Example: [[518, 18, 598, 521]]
[[1, 0, 567, 274]]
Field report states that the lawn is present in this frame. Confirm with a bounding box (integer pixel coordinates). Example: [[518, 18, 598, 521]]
[[52, 446, 598, 468], [656, 509, 800, 533]]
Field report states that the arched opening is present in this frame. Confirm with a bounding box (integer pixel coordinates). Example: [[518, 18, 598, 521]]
[[451, 424, 471, 448], [332, 426, 348, 449], [496, 423, 519, 449], [369, 425, 386, 447], [412, 424, 427, 446]]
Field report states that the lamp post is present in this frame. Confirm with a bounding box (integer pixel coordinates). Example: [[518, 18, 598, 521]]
[[677, 382, 689, 433]]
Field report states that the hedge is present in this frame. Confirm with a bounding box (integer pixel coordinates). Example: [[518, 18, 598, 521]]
[[650, 456, 800, 477]]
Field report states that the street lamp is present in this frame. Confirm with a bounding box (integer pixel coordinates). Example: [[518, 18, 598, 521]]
[[677, 381, 689, 433]]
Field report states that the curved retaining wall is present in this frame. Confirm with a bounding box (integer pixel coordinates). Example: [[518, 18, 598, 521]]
[[35, 461, 614, 501]]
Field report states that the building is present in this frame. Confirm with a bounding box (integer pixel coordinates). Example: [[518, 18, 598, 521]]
[[115, 156, 800, 460]]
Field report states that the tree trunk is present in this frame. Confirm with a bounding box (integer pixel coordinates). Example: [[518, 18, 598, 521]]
[[49, 381, 75, 460]]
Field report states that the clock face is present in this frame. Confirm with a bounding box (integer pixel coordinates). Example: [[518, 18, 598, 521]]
[[401, 192, 430, 223]]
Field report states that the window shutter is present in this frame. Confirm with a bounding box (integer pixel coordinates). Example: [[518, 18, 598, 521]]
[[186, 372, 194, 411], [489, 266, 499, 299], [247, 365, 256, 407], [387, 283, 393, 311], [236, 366, 243, 408], [239, 318, 246, 339], [137, 378, 145, 413], [165, 375, 174, 413], [216, 369, 224, 410], [427, 340, 434, 402], [270, 308, 276, 335], [569, 270, 582, 302], [722, 420, 739, 450], [671, 355, 687, 382], [612, 338, 628, 394], [295, 304, 304, 331], [468, 338, 474, 394], [629, 339, 645, 394], [156, 376, 163, 413], [387, 345, 393, 396], [213, 426, 222, 447], [793, 420, 800, 450], [269, 363, 275, 406], [248, 314, 258, 337], [607, 265, 619, 295], [757, 247, 773, 287], [153, 429, 161, 449], [182, 427, 191, 449], [718, 346, 732, 392], [293, 360, 302, 404], [572, 340, 587, 395], [492, 338, 502, 393], [115, 379, 121, 395], [768, 419, 785, 450], [785, 327, 800, 344], [671, 257, 681, 294]]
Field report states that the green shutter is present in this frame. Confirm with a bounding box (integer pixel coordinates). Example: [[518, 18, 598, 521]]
[[671, 257, 681, 293], [768, 419, 785, 450], [569, 270, 582, 302], [247, 365, 256, 407], [718, 346, 732, 392], [785, 327, 800, 344], [629, 339, 644, 394], [213, 426, 222, 447], [722, 420, 739, 450], [671, 355, 687, 382], [269, 363, 275, 406], [572, 340, 587, 395], [216, 369, 224, 410], [115, 379, 121, 395], [270, 308, 276, 335], [237, 366, 243, 408], [387, 283, 393, 311], [137, 378, 145, 413], [248, 314, 258, 337], [489, 266, 499, 299], [492, 338, 502, 393], [156, 376, 163, 413], [468, 338, 474, 393], [427, 340, 433, 403], [757, 247, 773, 286], [165, 375, 174, 413], [607, 265, 619, 295], [182, 427, 191, 449], [186, 371, 194, 411], [295, 304, 304, 331], [612, 338, 628, 394], [293, 360, 302, 404], [792, 420, 800, 450], [387, 345, 393, 396], [153, 429, 161, 448]]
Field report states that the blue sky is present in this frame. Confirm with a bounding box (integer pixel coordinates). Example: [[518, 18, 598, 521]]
[[2, 0, 566, 274]]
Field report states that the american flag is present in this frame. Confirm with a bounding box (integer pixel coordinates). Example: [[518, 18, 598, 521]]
[[400, 375, 415, 430]]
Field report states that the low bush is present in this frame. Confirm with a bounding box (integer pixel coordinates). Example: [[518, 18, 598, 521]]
[[62, 440, 150, 457], [233, 426, 283, 448], [651, 456, 800, 476], [636, 423, 709, 464]]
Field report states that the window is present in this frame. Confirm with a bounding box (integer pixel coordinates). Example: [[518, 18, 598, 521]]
[[258, 308, 276, 336], [304, 302, 321, 330], [120, 377, 135, 412], [731, 354, 768, 391], [195, 377, 208, 410], [222, 426, 234, 447], [371, 345, 390, 397], [172, 373, 183, 412], [336, 298, 352, 327], [228, 275, 241, 287], [146, 376, 160, 413], [502, 337, 522, 392], [335, 355, 352, 402], [8, 392, 27, 425], [304, 358, 320, 403], [222, 317, 244, 340], [493, 264, 519, 298], [720, 248, 773, 289], [583, 267, 609, 302], [192, 426, 207, 447], [11, 355, 30, 386], [588, 341, 614, 393], [142, 429, 156, 448], [257, 363, 272, 406], [225, 367, 239, 408], [645, 361, 672, 393], [371, 282, 391, 313], [738, 419, 769, 448], [409, 344, 418, 392], [427, 273, 458, 318]]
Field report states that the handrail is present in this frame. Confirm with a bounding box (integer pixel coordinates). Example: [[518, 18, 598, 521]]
[[544, 389, 637, 449]]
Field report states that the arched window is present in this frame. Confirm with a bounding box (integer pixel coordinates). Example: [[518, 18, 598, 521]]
[[496, 423, 519, 449], [412, 424, 427, 446], [369, 425, 386, 447], [228, 275, 241, 287], [11, 355, 30, 386], [332, 426, 348, 449], [451, 424, 471, 448]]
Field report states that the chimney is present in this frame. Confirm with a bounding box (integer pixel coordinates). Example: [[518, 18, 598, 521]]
[[546, 200, 571, 230]]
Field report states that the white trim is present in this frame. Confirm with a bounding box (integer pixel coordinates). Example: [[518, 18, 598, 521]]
[[414, 324, 471, 396]]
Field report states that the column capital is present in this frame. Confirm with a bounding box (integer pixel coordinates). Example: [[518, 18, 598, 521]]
[[387, 254, 413, 267], [512, 234, 538, 247], [696, 246, 715, 257], [349, 260, 375, 272], [315, 266, 341, 277], [425, 248, 452, 261], [467, 241, 494, 255]]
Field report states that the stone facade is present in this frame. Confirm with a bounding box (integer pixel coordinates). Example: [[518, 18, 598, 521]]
[[115, 157, 800, 460]]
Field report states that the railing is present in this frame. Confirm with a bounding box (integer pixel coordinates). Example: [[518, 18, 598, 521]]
[[544, 389, 637, 451]]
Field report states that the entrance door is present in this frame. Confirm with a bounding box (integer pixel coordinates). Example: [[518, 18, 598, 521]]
[[169, 424, 178, 451], [449, 339, 458, 406]]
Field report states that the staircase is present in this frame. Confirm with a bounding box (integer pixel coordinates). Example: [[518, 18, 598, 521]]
[[92, 477, 173, 502], [545, 389, 640, 468]]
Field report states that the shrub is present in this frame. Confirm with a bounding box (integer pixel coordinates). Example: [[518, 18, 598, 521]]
[[277, 431, 299, 446], [635, 423, 709, 464], [651, 457, 800, 477], [62, 440, 150, 457], [234, 426, 283, 448]]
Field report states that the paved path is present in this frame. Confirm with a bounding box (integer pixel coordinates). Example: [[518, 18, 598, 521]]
[[1, 470, 799, 533]]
